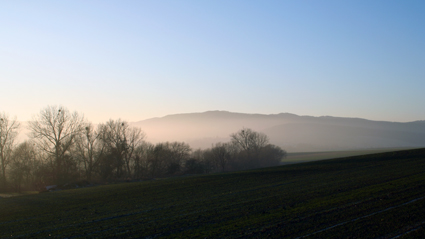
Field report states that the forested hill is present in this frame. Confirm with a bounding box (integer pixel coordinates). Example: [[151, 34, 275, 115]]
[[131, 111, 425, 152]]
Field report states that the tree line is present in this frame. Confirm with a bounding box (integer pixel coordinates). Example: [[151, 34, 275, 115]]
[[0, 106, 286, 192]]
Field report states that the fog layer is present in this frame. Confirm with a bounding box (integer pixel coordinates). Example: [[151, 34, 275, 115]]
[[131, 111, 425, 152]]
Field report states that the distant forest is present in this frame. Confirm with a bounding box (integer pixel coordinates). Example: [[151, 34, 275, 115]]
[[0, 106, 286, 192]]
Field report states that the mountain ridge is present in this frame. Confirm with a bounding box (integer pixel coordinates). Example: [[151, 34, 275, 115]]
[[130, 111, 425, 152]]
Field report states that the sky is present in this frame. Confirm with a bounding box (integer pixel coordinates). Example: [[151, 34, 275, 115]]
[[1, 0, 424, 123]]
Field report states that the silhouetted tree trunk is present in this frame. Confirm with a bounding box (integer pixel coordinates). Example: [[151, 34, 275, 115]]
[[0, 112, 20, 188]]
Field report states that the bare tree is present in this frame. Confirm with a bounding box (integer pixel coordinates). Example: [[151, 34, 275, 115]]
[[230, 128, 279, 170], [28, 105, 85, 183], [10, 141, 39, 192], [98, 119, 145, 179], [192, 149, 215, 173], [258, 144, 287, 167], [167, 142, 191, 174], [210, 142, 231, 172], [0, 112, 20, 187], [147, 142, 191, 177], [230, 128, 269, 153], [148, 143, 170, 178], [74, 123, 104, 181], [132, 141, 154, 179]]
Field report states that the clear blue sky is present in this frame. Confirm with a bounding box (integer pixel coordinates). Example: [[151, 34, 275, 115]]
[[1, 0, 424, 123]]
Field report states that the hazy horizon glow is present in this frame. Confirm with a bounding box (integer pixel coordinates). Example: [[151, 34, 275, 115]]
[[1, 1, 424, 123]]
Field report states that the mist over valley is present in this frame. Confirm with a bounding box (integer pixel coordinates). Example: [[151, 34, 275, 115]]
[[130, 111, 425, 152]]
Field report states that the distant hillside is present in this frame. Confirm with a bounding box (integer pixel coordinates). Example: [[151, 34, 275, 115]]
[[130, 111, 425, 152]]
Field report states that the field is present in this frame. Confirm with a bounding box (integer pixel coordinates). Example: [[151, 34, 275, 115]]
[[283, 148, 414, 164], [1, 148, 425, 238]]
